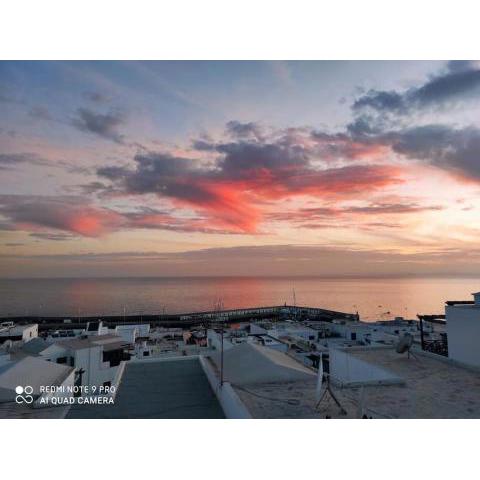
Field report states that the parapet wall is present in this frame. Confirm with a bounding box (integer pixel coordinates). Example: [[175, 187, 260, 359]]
[[199, 355, 252, 419], [330, 348, 404, 387]]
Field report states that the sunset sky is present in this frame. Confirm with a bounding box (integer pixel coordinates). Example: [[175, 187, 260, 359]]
[[1, 60, 480, 277]]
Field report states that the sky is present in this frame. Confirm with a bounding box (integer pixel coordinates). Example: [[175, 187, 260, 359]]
[[1, 60, 480, 278]]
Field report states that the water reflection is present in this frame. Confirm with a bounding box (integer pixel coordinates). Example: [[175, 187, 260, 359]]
[[0, 276, 479, 320]]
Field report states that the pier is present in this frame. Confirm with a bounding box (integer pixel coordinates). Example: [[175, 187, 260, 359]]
[[3, 304, 359, 331]]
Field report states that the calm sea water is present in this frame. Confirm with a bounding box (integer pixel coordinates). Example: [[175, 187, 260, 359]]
[[1, 276, 479, 321]]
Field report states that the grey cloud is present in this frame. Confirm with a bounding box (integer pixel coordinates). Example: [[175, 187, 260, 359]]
[[216, 141, 309, 177], [0, 153, 50, 168], [29, 106, 52, 121], [72, 108, 126, 143], [96, 165, 130, 180], [353, 90, 406, 114], [191, 139, 216, 151], [391, 125, 480, 179], [30, 232, 76, 241], [225, 120, 264, 140], [346, 203, 444, 214], [353, 61, 480, 115], [83, 91, 110, 103]]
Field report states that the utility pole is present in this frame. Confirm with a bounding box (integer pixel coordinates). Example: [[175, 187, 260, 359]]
[[220, 320, 224, 386], [215, 298, 225, 387]]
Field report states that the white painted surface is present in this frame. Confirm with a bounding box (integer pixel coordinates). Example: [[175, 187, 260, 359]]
[[199, 355, 252, 419], [329, 348, 403, 386], [207, 329, 234, 351], [446, 302, 480, 367]]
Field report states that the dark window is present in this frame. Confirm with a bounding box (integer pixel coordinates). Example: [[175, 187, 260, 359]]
[[351, 332, 357, 340], [87, 321, 100, 331], [143, 351, 150, 357], [57, 356, 67, 364]]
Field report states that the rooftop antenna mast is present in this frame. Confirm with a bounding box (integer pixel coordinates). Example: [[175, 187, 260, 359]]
[[293, 287, 297, 321], [214, 297, 225, 386], [315, 354, 347, 416]]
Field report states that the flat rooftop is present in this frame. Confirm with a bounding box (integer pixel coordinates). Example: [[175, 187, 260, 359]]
[[0, 324, 36, 336], [233, 347, 480, 419], [67, 358, 224, 419], [336, 347, 480, 418], [54, 334, 129, 351]]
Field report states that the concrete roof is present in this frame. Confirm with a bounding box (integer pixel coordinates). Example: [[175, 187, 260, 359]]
[[21, 337, 52, 355], [67, 358, 224, 419], [235, 347, 480, 419], [0, 356, 74, 402], [54, 334, 128, 351], [334, 347, 480, 418], [0, 324, 36, 336], [210, 342, 315, 386]]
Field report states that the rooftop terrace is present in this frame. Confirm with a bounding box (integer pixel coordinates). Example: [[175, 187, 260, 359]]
[[67, 357, 224, 419], [233, 347, 480, 419]]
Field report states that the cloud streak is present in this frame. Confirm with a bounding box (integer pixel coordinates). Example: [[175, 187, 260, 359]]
[[72, 107, 126, 143], [353, 60, 480, 115], [0, 195, 253, 238], [3, 244, 480, 278]]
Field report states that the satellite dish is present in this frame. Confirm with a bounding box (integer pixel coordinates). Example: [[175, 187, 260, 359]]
[[396, 333, 414, 354]]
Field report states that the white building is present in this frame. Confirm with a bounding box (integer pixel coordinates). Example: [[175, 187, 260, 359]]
[[0, 323, 38, 345], [115, 324, 150, 342], [0, 356, 75, 404], [39, 334, 132, 391], [446, 292, 480, 367]]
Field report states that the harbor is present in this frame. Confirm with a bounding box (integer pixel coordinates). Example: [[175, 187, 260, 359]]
[[1, 304, 359, 330]]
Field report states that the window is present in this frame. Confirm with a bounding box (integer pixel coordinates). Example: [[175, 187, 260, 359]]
[[143, 351, 150, 356]]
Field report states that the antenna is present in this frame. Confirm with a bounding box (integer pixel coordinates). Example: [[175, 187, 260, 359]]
[[315, 354, 347, 416], [214, 297, 225, 386], [292, 287, 297, 322]]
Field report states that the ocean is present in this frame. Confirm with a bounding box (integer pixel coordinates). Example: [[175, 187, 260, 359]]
[[1, 276, 479, 321]]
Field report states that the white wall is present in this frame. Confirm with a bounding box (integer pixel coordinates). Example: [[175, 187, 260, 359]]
[[41, 343, 119, 391], [207, 330, 234, 351], [329, 348, 404, 386], [22, 325, 38, 342], [74, 346, 119, 388], [250, 324, 268, 335], [34, 369, 75, 408], [199, 355, 251, 419], [446, 304, 480, 367]]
